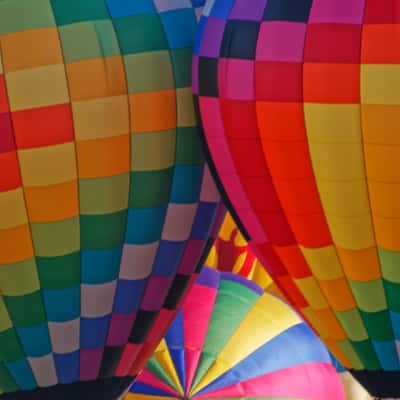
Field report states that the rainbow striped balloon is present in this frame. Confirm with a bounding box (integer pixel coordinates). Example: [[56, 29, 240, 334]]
[[127, 267, 345, 400]]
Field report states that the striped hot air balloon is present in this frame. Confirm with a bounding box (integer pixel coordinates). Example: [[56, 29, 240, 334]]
[[127, 267, 346, 400]]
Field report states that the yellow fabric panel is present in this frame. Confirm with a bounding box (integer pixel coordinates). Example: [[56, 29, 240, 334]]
[[304, 103, 361, 142], [192, 294, 301, 394], [176, 87, 196, 127], [0, 51, 3, 74], [293, 276, 328, 310], [362, 104, 400, 144], [361, 64, 400, 105], [0, 297, 12, 332], [18, 142, 77, 186], [72, 95, 130, 140], [5, 64, 69, 111], [0, 259, 39, 296], [205, 246, 218, 268], [336, 247, 381, 281], [300, 245, 343, 280], [153, 340, 183, 396], [0, 188, 28, 229], [232, 252, 247, 273], [301, 307, 330, 339], [218, 213, 236, 241], [247, 261, 273, 288], [318, 278, 356, 311]]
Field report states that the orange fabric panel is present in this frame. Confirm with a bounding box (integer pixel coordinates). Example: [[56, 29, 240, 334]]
[[319, 278, 357, 311], [24, 180, 79, 222], [0, 224, 34, 263], [77, 134, 130, 178]]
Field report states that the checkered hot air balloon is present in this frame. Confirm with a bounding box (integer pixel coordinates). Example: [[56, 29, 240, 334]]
[[0, 0, 225, 398], [194, 0, 400, 397]]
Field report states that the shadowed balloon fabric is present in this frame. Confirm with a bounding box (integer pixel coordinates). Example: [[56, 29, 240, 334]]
[[194, 0, 400, 397], [0, 0, 226, 398], [127, 267, 346, 400]]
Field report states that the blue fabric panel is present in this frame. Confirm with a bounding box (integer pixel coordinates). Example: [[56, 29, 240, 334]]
[[16, 324, 51, 357], [81, 316, 110, 349], [5, 359, 37, 390], [106, 0, 156, 18], [54, 351, 79, 384], [160, 9, 197, 49], [191, 201, 218, 239], [113, 278, 148, 313], [152, 241, 186, 276], [209, 0, 235, 18], [130, 381, 175, 397], [197, 323, 331, 394], [43, 285, 80, 322], [81, 247, 122, 284], [372, 340, 400, 371], [170, 165, 203, 203], [125, 207, 166, 244]]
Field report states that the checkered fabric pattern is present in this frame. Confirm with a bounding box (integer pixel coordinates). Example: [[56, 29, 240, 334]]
[[0, 0, 223, 396], [194, 0, 400, 396]]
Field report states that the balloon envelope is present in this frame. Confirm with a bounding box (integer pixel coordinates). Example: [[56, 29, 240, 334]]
[[127, 267, 345, 400], [194, 0, 400, 397], [0, 0, 222, 398]]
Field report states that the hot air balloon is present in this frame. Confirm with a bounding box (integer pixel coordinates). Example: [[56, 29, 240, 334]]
[[0, 0, 224, 398], [126, 267, 345, 400], [194, 0, 400, 397]]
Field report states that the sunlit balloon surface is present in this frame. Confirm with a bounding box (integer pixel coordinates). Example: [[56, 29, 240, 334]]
[[127, 267, 345, 400], [0, 0, 224, 398], [194, 0, 400, 397]]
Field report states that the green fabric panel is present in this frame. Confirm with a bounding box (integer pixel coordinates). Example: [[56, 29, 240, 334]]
[[4, 292, 46, 327], [124, 51, 174, 93], [384, 280, 400, 312], [37, 252, 81, 289], [191, 280, 260, 391], [79, 174, 129, 214], [336, 339, 364, 370], [348, 279, 386, 312], [0, 0, 54, 35], [129, 168, 173, 208], [113, 14, 168, 55], [379, 247, 400, 283], [0, 259, 40, 296], [131, 131, 176, 172], [146, 357, 179, 394], [0, 363, 18, 392], [0, 329, 24, 361], [360, 310, 393, 341], [170, 48, 193, 89], [334, 309, 368, 341], [58, 20, 120, 62], [351, 340, 381, 370], [50, 0, 110, 26], [30, 217, 80, 257], [80, 210, 127, 249], [175, 127, 203, 165]]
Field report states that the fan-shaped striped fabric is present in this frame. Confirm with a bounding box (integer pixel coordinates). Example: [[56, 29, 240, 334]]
[[127, 267, 345, 400]]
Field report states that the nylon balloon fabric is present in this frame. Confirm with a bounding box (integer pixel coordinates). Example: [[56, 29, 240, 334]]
[[193, 0, 400, 397], [0, 0, 225, 398], [127, 267, 345, 400], [206, 212, 285, 299]]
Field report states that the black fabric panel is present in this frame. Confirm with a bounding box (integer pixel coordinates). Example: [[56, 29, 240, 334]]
[[99, 346, 124, 379], [351, 369, 400, 398], [0, 376, 134, 400], [128, 310, 158, 344], [163, 274, 191, 310]]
